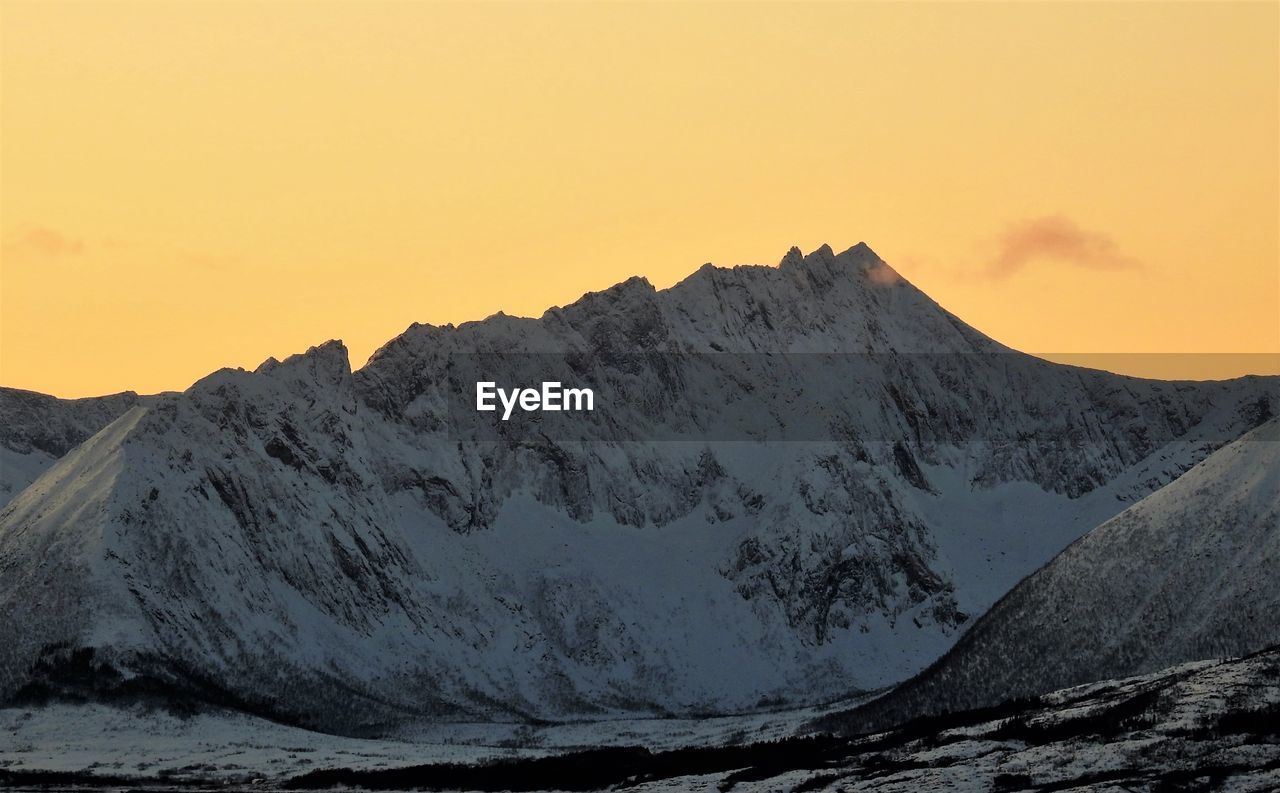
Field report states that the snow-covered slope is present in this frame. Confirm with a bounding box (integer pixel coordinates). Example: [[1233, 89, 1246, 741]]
[[628, 647, 1280, 792], [0, 387, 146, 505], [833, 417, 1280, 734], [0, 244, 1273, 733]]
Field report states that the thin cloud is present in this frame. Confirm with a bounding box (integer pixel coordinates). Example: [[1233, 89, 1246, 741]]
[[3, 226, 85, 259], [987, 215, 1140, 279], [866, 259, 904, 286]]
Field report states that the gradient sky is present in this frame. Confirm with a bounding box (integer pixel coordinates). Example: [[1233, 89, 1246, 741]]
[[2, 1, 1277, 398]]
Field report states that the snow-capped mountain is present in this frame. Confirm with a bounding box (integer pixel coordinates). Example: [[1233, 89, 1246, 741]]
[[0, 244, 1273, 734], [830, 416, 1280, 735]]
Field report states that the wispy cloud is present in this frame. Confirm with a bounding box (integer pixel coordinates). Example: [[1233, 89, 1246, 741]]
[[866, 259, 904, 286], [3, 226, 85, 259], [986, 215, 1140, 279], [2, 227, 238, 274]]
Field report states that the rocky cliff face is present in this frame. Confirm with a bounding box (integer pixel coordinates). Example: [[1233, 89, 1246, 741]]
[[0, 244, 1273, 734]]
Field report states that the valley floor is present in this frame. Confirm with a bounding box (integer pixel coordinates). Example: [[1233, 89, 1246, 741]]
[[2, 648, 1277, 792], [0, 696, 855, 787]]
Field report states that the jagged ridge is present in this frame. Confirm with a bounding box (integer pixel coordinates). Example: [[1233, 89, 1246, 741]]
[[0, 244, 1273, 733]]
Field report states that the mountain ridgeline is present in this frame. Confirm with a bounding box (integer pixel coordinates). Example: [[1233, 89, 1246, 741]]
[[0, 243, 1274, 734]]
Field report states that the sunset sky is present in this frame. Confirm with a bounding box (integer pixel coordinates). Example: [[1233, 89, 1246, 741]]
[[2, 1, 1277, 398]]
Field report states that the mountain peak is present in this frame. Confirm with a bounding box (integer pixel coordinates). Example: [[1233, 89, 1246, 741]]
[[2, 240, 1278, 732], [775, 242, 881, 274], [838, 241, 876, 261], [596, 274, 656, 299], [251, 340, 351, 388], [545, 274, 657, 320], [778, 246, 806, 268]]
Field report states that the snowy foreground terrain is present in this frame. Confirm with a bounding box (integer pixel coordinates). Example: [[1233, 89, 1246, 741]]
[[0, 243, 1277, 789], [0, 695, 856, 784], [2, 647, 1277, 790]]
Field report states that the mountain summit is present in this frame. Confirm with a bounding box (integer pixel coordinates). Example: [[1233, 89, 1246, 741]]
[[0, 245, 1273, 734]]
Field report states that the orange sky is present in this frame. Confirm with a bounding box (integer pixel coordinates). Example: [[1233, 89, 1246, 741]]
[[2, 1, 1277, 398]]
